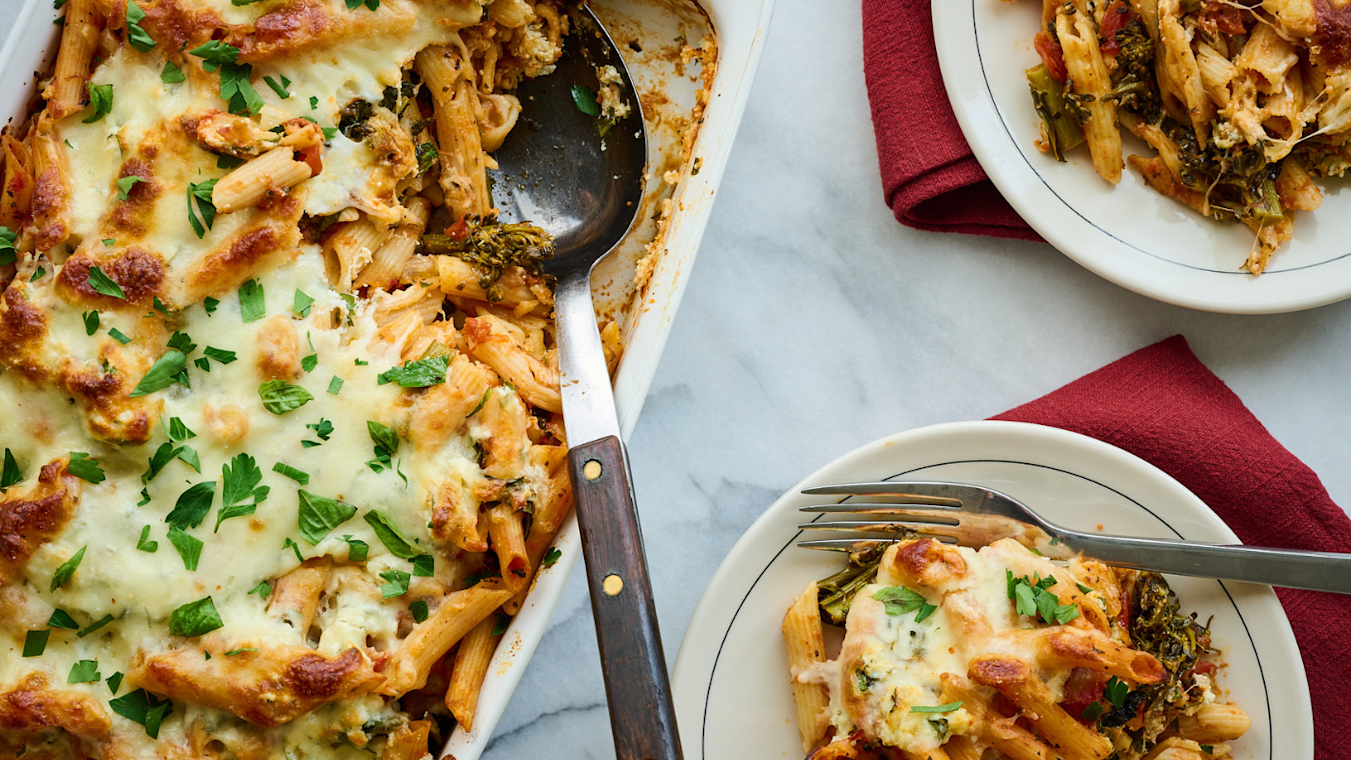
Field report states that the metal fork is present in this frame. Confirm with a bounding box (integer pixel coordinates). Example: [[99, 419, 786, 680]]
[[797, 481, 1351, 595]]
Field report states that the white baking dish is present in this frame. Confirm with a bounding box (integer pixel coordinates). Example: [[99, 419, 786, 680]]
[[0, 0, 772, 756]]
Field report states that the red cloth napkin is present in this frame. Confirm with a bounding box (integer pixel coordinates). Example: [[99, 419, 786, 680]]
[[993, 335, 1351, 759], [861, 0, 1042, 241]]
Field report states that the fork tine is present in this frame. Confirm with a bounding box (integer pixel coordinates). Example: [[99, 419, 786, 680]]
[[801, 481, 967, 507], [798, 536, 956, 552], [799, 502, 961, 513], [799, 518, 960, 531]]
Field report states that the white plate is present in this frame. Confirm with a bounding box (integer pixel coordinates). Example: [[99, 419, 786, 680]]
[[931, 0, 1351, 314], [672, 421, 1313, 760]]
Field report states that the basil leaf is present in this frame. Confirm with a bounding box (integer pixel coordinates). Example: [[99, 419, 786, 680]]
[[169, 597, 223, 637], [409, 600, 428, 622], [83, 82, 114, 123], [491, 614, 509, 636], [166, 416, 195, 441], [542, 547, 562, 568], [259, 380, 313, 414], [1080, 701, 1104, 722], [87, 265, 126, 299], [0, 226, 16, 266], [1104, 676, 1129, 707], [125, 0, 155, 51], [301, 353, 318, 372], [366, 420, 399, 472], [108, 327, 133, 344], [219, 62, 264, 115], [297, 489, 357, 545], [203, 346, 237, 364], [50, 546, 87, 591], [363, 510, 418, 559], [911, 701, 963, 714], [283, 536, 304, 562], [167, 526, 203, 570], [376, 354, 449, 388], [272, 462, 309, 485], [106, 672, 124, 694], [571, 84, 601, 117], [1, 448, 21, 489], [411, 553, 433, 577], [128, 350, 187, 397], [378, 569, 410, 598], [341, 535, 368, 562], [109, 689, 173, 738], [238, 278, 265, 322], [82, 310, 100, 335], [164, 481, 216, 530], [327, 376, 343, 394], [248, 581, 271, 597], [66, 452, 105, 483], [68, 659, 101, 683]]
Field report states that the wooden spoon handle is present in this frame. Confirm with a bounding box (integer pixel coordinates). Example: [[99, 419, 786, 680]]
[[568, 435, 683, 760]]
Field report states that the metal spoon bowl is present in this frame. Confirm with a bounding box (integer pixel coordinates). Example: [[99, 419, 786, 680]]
[[488, 9, 681, 760]]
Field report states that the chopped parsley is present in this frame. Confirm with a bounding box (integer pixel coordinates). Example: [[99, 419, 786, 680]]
[[1007, 571, 1080, 625], [116, 175, 145, 201], [203, 346, 237, 364], [283, 537, 304, 562], [161, 61, 186, 83], [166, 416, 195, 441], [47, 609, 79, 629], [77, 613, 114, 638], [108, 327, 133, 345], [22, 630, 48, 657], [203, 296, 220, 314], [310, 96, 319, 109], [1, 448, 21, 489], [1104, 675, 1129, 707], [1076, 582, 1094, 595], [293, 288, 314, 317], [259, 379, 313, 414], [216, 154, 245, 170], [66, 452, 105, 483], [169, 597, 223, 637], [377, 354, 450, 387], [327, 376, 344, 394], [871, 586, 938, 622], [542, 547, 563, 568], [302, 417, 333, 445], [301, 353, 318, 372], [136, 525, 158, 552], [124, 0, 156, 52], [248, 581, 272, 598], [272, 461, 309, 485], [106, 672, 124, 694], [0, 226, 15, 266], [221, 453, 269, 516], [492, 614, 509, 636], [83, 82, 114, 123], [163, 481, 216, 530], [82, 310, 99, 335], [87, 265, 126, 299], [109, 689, 172, 739], [220, 62, 265, 115], [1080, 702, 1104, 722], [68, 660, 101, 684], [29, 266, 45, 282], [238, 278, 265, 321], [264, 74, 292, 99], [409, 600, 429, 622], [189, 39, 238, 70], [166, 331, 196, 354], [167, 526, 203, 571], [297, 489, 357, 545]]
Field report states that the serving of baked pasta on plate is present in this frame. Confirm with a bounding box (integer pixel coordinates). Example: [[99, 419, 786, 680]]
[[0, 0, 617, 757]]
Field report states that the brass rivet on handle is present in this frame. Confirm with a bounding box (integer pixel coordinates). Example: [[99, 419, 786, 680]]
[[583, 459, 603, 481], [603, 574, 624, 596]]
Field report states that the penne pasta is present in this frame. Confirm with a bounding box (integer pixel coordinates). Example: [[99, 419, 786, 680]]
[[381, 581, 513, 695], [782, 582, 829, 753], [211, 145, 314, 214], [417, 46, 491, 220], [445, 614, 500, 730], [1056, 11, 1122, 184]]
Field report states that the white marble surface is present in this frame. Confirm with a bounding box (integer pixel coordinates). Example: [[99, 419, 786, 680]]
[[4, 0, 1350, 756]]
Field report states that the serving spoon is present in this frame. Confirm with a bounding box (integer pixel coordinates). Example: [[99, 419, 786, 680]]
[[487, 8, 682, 760]]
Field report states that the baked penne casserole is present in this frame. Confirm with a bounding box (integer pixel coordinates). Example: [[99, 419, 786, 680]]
[[784, 538, 1249, 760], [0, 0, 642, 756], [1024, 0, 1351, 274]]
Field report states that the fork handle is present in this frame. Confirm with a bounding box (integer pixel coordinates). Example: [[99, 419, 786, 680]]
[[1061, 530, 1351, 594]]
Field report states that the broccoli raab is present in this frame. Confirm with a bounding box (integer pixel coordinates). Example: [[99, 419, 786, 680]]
[[420, 215, 556, 302], [814, 539, 913, 625]]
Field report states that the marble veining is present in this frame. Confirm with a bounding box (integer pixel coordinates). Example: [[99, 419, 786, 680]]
[[3, 0, 1349, 756]]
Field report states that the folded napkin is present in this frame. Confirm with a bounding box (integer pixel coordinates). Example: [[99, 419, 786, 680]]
[[993, 335, 1351, 759], [861, 0, 1042, 241]]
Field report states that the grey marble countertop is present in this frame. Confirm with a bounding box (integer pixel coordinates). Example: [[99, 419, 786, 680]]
[[4, 0, 1348, 756]]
